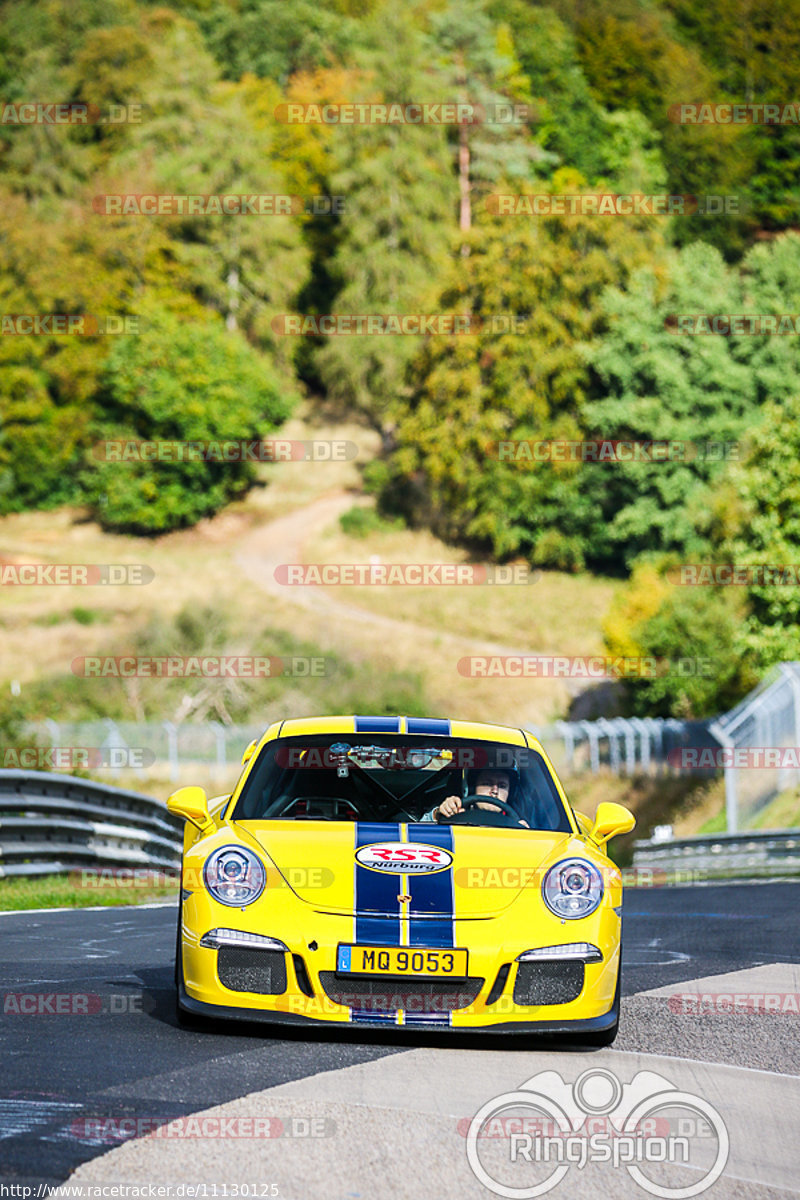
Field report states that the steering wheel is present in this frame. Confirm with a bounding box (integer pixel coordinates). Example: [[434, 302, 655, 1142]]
[[440, 794, 524, 827]]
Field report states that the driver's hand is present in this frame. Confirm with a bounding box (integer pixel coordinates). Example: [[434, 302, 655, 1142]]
[[435, 795, 463, 821]]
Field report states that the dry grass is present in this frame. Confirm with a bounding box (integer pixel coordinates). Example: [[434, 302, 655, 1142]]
[[303, 514, 620, 654], [0, 405, 620, 731]]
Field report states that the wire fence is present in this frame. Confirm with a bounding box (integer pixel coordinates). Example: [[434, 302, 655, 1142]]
[[22, 715, 715, 787], [526, 716, 718, 780], [708, 662, 800, 832], [21, 718, 264, 789], [20, 662, 800, 831]]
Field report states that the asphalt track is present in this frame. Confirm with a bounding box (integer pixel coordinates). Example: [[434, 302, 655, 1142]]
[[1, 883, 798, 1199]]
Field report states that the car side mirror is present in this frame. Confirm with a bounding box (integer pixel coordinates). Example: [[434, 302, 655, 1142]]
[[241, 738, 258, 765], [590, 801, 636, 847], [167, 785, 212, 831]]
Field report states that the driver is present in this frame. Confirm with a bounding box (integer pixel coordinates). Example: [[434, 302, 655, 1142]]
[[422, 767, 529, 826]]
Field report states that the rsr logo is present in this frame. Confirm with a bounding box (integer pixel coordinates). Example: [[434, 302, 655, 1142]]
[[356, 842, 453, 873]]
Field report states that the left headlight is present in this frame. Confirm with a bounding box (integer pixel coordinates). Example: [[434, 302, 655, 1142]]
[[542, 858, 603, 919], [203, 845, 266, 907]]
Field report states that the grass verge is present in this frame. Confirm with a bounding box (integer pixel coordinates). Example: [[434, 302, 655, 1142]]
[[0, 873, 179, 911]]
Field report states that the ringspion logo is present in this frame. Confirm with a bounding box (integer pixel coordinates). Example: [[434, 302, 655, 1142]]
[[465, 1066, 728, 1197]]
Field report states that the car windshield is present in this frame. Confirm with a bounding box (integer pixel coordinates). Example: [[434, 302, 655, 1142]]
[[231, 735, 572, 831]]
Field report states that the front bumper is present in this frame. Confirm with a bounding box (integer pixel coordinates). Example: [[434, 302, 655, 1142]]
[[178, 900, 621, 1033], [177, 972, 620, 1035]]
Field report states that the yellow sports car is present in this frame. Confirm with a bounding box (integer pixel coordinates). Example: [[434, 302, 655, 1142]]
[[168, 715, 634, 1043]]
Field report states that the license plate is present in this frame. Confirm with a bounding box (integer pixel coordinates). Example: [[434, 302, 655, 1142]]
[[337, 945, 468, 979]]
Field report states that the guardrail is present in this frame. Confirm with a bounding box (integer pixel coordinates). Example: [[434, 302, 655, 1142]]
[[632, 828, 800, 882], [0, 770, 183, 879]]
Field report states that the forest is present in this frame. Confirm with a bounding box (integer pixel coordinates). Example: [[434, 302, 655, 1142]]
[[2, 0, 800, 718]]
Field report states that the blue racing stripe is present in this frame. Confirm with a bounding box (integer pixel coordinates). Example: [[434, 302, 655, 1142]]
[[407, 825, 455, 947], [354, 716, 400, 733], [350, 1009, 398, 1025], [354, 822, 401, 945], [406, 717, 451, 735], [404, 1012, 452, 1027]]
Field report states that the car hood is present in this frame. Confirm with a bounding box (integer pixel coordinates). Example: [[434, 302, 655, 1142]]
[[240, 820, 573, 918]]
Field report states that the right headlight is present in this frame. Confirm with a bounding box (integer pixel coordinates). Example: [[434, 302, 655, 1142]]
[[542, 858, 603, 919], [203, 845, 266, 907]]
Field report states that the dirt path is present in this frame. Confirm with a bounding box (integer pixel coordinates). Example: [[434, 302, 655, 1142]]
[[233, 491, 578, 726]]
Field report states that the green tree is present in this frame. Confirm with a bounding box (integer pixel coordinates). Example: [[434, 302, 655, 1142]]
[[82, 303, 293, 533], [311, 9, 457, 440], [487, 0, 664, 192], [377, 177, 663, 568], [716, 395, 800, 669], [176, 0, 365, 83], [582, 234, 800, 568], [425, 0, 549, 237], [603, 563, 756, 717]]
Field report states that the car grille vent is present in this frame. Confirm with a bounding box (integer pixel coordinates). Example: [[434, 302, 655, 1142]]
[[217, 947, 287, 995], [513, 961, 584, 1006], [485, 963, 511, 1006], [292, 954, 315, 997]]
